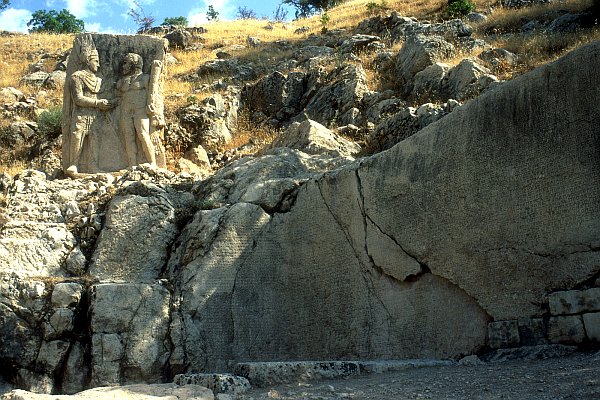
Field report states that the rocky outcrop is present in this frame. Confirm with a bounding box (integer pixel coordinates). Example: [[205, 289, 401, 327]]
[[166, 39, 600, 370], [269, 119, 361, 158], [2, 28, 600, 399]]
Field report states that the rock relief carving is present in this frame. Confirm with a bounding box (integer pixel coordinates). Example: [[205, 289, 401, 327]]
[[62, 34, 167, 177]]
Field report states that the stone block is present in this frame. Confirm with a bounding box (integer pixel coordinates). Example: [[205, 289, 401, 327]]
[[488, 320, 520, 348], [36, 340, 70, 374], [51, 283, 82, 308], [518, 317, 547, 346], [174, 373, 251, 394], [44, 308, 74, 340], [91, 333, 123, 386], [90, 283, 171, 385], [549, 288, 600, 315], [548, 315, 585, 344], [583, 312, 600, 342]]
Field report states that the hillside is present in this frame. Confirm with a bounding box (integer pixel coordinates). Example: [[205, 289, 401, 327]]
[[0, 0, 598, 176], [0, 0, 600, 397]]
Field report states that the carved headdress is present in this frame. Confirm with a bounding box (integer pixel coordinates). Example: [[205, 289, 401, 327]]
[[76, 34, 99, 68]]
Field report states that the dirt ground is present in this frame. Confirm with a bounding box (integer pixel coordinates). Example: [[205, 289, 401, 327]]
[[1, 351, 599, 399], [235, 351, 600, 400]]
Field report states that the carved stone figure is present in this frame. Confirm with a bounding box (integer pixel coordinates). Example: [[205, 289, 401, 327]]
[[62, 35, 115, 177], [62, 34, 168, 176], [117, 53, 163, 166]]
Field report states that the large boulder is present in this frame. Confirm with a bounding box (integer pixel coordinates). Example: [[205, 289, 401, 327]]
[[443, 58, 499, 101], [395, 35, 455, 96], [241, 71, 308, 123], [301, 64, 369, 126], [197, 147, 353, 213], [88, 193, 179, 282], [269, 119, 361, 158], [90, 283, 171, 386]]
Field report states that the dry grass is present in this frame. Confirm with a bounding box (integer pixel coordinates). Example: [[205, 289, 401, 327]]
[[224, 109, 279, 155], [0, 0, 597, 174], [0, 33, 71, 96], [474, 0, 594, 35]]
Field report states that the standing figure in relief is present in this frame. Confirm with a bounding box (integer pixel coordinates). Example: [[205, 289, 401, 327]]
[[63, 35, 115, 177], [117, 52, 158, 166]]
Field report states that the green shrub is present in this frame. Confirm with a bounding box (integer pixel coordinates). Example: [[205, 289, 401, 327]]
[[448, 0, 475, 18], [366, 0, 388, 15], [37, 107, 62, 140]]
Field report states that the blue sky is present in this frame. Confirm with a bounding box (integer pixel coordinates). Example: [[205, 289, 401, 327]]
[[0, 0, 293, 33]]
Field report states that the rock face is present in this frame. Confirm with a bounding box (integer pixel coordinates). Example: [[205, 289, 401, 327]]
[[2, 34, 600, 397], [167, 40, 600, 368]]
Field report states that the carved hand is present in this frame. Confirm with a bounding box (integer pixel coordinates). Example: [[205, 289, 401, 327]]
[[97, 99, 116, 111]]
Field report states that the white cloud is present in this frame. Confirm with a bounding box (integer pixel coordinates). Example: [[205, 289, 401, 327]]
[[0, 8, 33, 33], [66, 0, 96, 18], [188, 0, 235, 26], [85, 21, 120, 34]]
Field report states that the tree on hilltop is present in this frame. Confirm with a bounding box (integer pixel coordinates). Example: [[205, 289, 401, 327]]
[[163, 16, 188, 27], [206, 5, 219, 21], [0, 0, 10, 10], [236, 6, 257, 19], [27, 9, 85, 33], [282, 0, 341, 19]]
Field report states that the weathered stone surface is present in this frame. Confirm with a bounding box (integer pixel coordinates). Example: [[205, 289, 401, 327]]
[[168, 41, 600, 366], [51, 283, 82, 308], [548, 316, 586, 344], [269, 119, 360, 158], [0, 277, 46, 367], [478, 48, 519, 70], [241, 71, 307, 123], [301, 64, 369, 126], [167, 203, 271, 372], [357, 12, 472, 42], [21, 71, 49, 87], [443, 58, 498, 101], [90, 283, 171, 385], [2, 384, 214, 400], [0, 87, 24, 103], [548, 288, 600, 315], [44, 308, 74, 340], [395, 35, 455, 96], [518, 317, 547, 346], [366, 102, 448, 153], [0, 171, 80, 277], [174, 374, 251, 394], [184, 145, 211, 171], [339, 34, 382, 54], [197, 147, 353, 213], [176, 92, 239, 152], [62, 34, 168, 175], [89, 194, 178, 282], [164, 29, 191, 49], [480, 344, 577, 363], [197, 59, 256, 81], [62, 342, 88, 395], [412, 62, 449, 100], [292, 45, 333, 63], [583, 312, 600, 342], [488, 320, 520, 348], [35, 340, 70, 374]]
